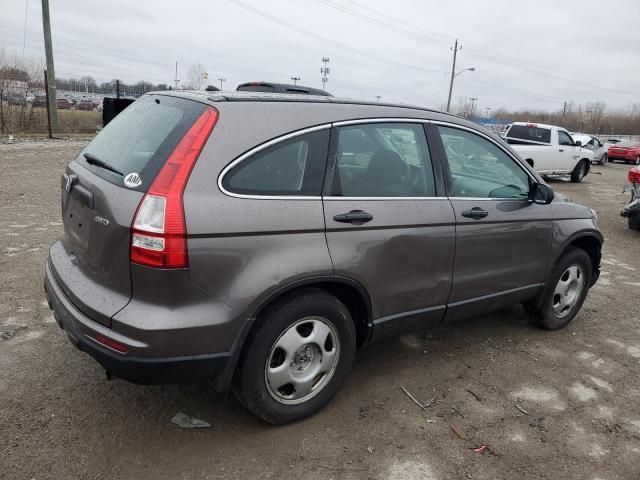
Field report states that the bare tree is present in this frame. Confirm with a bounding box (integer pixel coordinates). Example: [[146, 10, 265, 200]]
[[185, 62, 207, 90]]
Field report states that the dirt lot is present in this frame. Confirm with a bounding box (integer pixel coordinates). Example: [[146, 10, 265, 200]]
[[1, 140, 639, 480]]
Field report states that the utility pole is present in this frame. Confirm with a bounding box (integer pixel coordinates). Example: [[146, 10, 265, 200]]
[[321, 57, 330, 90], [562, 101, 567, 118], [43, 70, 53, 139], [174, 61, 179, 90], [446, 39, 462, 113], [218, 78, 226, 90], [485, 107, 492, 122], [375, 95, 381, 102], [469, 97, 478, 119], [41, 0, 58, 133], [290, 76, 300, 85]]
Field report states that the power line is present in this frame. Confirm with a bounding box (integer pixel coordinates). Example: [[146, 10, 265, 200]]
[[226, 0, 448, 75], [315, 0, 450, 48], [334, 0, 640, 96]]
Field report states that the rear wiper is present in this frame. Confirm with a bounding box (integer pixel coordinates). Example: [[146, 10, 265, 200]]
[[83, 152, 124, 176]]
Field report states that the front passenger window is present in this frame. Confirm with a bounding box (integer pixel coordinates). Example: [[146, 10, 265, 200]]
[[558, 131, 573, 146], [438, 126, 530, 199]]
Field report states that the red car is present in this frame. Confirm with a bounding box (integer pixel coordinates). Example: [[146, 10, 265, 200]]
[[56, 98, 71, 110], [608, 142, 640, 165]]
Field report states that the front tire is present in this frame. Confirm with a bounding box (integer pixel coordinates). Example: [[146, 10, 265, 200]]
[[571, 160, 588, 183], [233, 288, 356, 424], [600, 154, 607, 165], [527, 247, 592, 330]]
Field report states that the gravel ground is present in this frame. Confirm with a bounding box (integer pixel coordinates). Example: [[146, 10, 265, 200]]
[[1, 140, 639, 480]]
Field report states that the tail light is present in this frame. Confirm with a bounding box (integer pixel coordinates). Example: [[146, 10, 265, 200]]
[[131, 107, 218, 268], [629, 166, 640, 184]]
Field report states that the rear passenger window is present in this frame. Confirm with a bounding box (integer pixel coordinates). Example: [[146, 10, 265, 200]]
[[222, 129, 329, 196], [334, 123, 435, 197]]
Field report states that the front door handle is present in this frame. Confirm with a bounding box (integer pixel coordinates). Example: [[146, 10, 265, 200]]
[[461, 207, 488, 220], [559, 149, 564, 152], [333, 210, 373, 224]]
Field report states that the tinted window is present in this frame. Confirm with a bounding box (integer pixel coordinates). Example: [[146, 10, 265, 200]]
[[81, 95, 205, 188], [507, 125, 551, 144], [558, 131, 573, 146], [237, 84, 276, 93], [334, 123, 435, 197], [438, 126, 530, 199], [223, 129, 329, 196]]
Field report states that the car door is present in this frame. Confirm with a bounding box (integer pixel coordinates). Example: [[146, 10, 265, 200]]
[[558, 130, 578, 172], [322, 120, 456, 340], [430, 123, 553, 321]]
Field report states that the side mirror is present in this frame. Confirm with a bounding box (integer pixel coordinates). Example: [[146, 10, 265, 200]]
[[574, 140, 582, 147], [531, 182, 554, 205]]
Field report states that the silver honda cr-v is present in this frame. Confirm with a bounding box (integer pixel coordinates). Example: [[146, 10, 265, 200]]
[[45, 91, 602, 424]]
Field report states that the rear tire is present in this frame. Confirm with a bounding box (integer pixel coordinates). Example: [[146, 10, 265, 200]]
[[635, 156, 640, 166], [570, 160, 587, 183], [527, 247, 592, 330], [233, 288, 356, 424], [600, 154, 607, 165]]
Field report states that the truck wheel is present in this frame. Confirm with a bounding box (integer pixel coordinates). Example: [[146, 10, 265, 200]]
[[233, 288, 356, 424], [527, 247, 592, 330], [570, 160, 587, 183]]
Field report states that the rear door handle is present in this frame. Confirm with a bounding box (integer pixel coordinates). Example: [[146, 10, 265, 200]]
[[461, 207, 488, 220], [333, 210, 373, 224]]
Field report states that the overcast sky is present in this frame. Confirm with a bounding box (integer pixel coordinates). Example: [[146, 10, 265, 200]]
[[2, 0, 639, 112]]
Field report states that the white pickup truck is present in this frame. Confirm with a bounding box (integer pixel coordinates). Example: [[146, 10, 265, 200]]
[[504, 122, 593, 182]]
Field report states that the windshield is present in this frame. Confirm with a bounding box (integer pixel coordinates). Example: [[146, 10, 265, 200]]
[[80, 95, 206, 189]]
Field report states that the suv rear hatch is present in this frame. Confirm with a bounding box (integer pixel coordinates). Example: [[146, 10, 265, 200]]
[[51, 94, 210, 327]]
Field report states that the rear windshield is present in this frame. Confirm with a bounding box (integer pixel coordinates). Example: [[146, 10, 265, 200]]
[[79, 95, 206, 189], [237, 84, 276, 93], [507, 125, 551, 144]]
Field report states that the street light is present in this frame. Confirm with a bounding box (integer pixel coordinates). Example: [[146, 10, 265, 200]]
[[485, 107, 492, 123], [218, 78, 226, 90], [290, 76, 300, 85], [375, 95, 381, 102], [446, 67, 476, 112]]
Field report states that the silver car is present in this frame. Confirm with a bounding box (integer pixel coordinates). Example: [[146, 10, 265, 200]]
[[573, 134, 607, 165]]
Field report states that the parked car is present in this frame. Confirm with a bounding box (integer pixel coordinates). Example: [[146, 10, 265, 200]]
[[572, 133, 607, 165], [504, 122, 593, 182], [622, 166, 640, 230], [57, 98, 72, 109], [606, 138, 624, 145], [44, 92, 602, 424], [76, 100, 94, 111], [237, 81, 331, 96], [32, 95, 46, 108], [608, 142, 640, 165]]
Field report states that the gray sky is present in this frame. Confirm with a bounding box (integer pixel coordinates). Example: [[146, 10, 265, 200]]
[[2, 0, 639, 113]]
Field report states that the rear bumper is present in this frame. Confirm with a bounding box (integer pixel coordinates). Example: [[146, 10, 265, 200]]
[[621, 198, 640, 218], [44, 259, 231, 385]]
